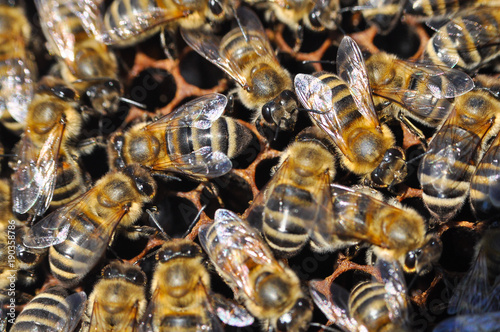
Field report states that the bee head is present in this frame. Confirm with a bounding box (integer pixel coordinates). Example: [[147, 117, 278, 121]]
[[157, 240, 202, 262], [403, 236, 442, 274], [84, 79, 121, 115], [262, 90, 298, 131], [123, 164, 157, 199], [369, 147, 407, 187], [276, 297, 313, 332], [102, 261, 147, 285]]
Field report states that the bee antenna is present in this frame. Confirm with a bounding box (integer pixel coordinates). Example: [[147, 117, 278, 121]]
[[146, 208, 172, 241], [273, 119, 284, 141], [309, 322, 342, 331], [119, 97, 147, 110], [297, 107, 325, 114], [181, 204, 207, 238], [107, 246, 124, 262], [0, 154, 17, 157]]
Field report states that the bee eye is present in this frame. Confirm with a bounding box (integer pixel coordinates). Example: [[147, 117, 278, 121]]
[[135, 177, 155, 197], [208, 0, 223, 16], [126, 269, 146, 285], [52, 86, 76, 100], [102, 265, 121, 279], [17, 250, 38, 264], [405, 251, 417, 271], [308, 8, 323, 29], [262, 102, 276, 124], [159, 248, 175, 262]]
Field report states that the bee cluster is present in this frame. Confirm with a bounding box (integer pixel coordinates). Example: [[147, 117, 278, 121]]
[[0, 0, 499, 331]]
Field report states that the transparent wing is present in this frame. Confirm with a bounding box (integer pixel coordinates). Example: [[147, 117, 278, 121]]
[[418, 106, 492, 205], [34, 0, 77, 63], [58, 291, 87, 332], [433, 312, 500, 332], [181, 29, 248, 88], [211, 294, 255, 327], [145, 93, 227, 131], [0, 57, 36, 125], [12, 121, 65, 216], [65, 0, 105, 41], [233, 6, 275, 56], [309, 279, 362, 332], [448, 246, 490, 315], [199, 209, 281, 301], [294, 74, 349, 156], [376, 259, 409, 327], [336, 36, 379, 130], [151, 146, 232, 178], [22, 189, 95, 248]]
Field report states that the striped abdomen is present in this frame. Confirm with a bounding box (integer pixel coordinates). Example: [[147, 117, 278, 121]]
[[50, 155, 87, 209], [405, 0, 475, 19], [349, 281, 401, 332], [424, 8, 500, 71], [49, 211, 107, 286], [11, 286, 71, 332], [470, 136, 500, 220], [166, 116, 251, 161], [262, 184, 316, 257]]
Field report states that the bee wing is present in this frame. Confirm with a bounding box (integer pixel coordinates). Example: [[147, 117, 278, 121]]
[[246, 157, 333, 238], [58, 291, 87, 332], [211, 293, 255, 327], [429, 12, 500, 69], [145, 93, 227, 131], [233, 7, 275, 56], [376, 259, 409, 327], [199, 209, 280, 300], [181, 29, 248, 89], [419, 106, 492, 203], [309, 279, 362, 332], [22, 188, 95, 248], [336, 36, 379, 129], [151, 146, 232, 178], [433, 312, 500, 332], [294, 74, 350, 156], [0, 56, 36, 125], [12, 121, 65, 216], [448, 246, 491, 315]]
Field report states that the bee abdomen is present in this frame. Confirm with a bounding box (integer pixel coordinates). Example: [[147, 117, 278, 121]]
[[349, 282, 392, 332], [470, 144, 500, 219], [11, 286, 70, 332], [159, 315, 208, 331], [51, 160, 86, 207], [262, 184, 315, 256], [49, 214, 102, 285]]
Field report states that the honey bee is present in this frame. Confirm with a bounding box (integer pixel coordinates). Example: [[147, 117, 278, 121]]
[[418, 75, 500, 222], [181, 7, 299, 133], [244, 0, 340, 51], [311, 184, 442, 274], [141, 238, 255, 331], [102, 0, 232, 47], [404, 0, 497, 21], [294, 36, 406, 188], [0, 0, 37, 132], [22, 164, 157, 286], [10, 286, 87, 332], [35, 0, 125, 115], [246, 126, 336, 258], [447, 228, 500, 316], [365, 51, 474, 129], [343, 0, 405, 34], [199, 209, 313, 332], [309, 259, 410, 332], [108, 93, 252, 179], [11, 76, 88, 217], [422, 7, 500, 72], [80, 261, 147, 332]]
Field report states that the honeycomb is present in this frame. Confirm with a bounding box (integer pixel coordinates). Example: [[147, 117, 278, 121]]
[[2, 1, 497, 331]]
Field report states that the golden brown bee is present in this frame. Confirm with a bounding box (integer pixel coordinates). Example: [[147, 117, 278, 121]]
[[365, 51, 474, 129], [182, 7, 299, 133], [343, 0, 405, 35], [0, 0, 37, 132], [418, 75, 500, 222], [141, 238, 254, 331], [246, 127, 336, 258], [422, 7, 500, 72], [10, 286, 86, 332], [11, 76, 88, 217], [310, 259, 410, 332], [199, 209, 313, 332], [311, 184, 442, 274], [108, 93, 252, 179], [35, 0, 123, 115], [22, 164, 157, 286], [295, 36, 406, 188], [244, 0, 340, 50], [448, 228, 500, 316], [102, 0, 232, 47], [80, 261, 147, 332], [404, 0, 497, 21]]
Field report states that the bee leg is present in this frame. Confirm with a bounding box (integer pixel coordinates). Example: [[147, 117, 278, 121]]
[[226, 89, 238, 116], [397, 111, 427, 148], [160, 27, 177, 61], [151, 172, 182, 182], [293, 23, 304, 53], [76, 136, 106, 155]]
